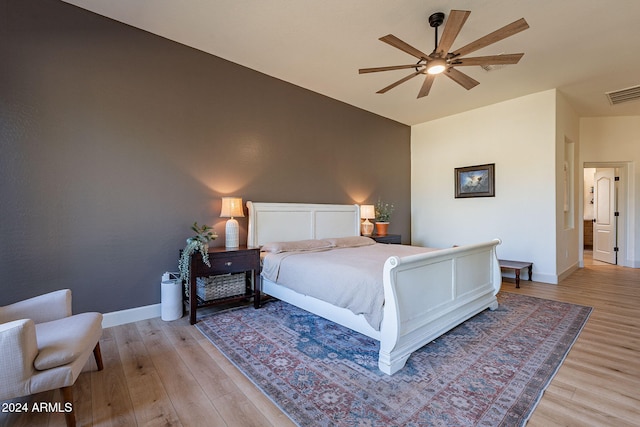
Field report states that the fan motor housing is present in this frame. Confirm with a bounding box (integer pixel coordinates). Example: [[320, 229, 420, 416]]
[[428, 12, 445, 28]]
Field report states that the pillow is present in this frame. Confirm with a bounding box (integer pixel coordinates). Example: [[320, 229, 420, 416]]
[[261, 239, 334, 253], [325, 236, 376, 248]]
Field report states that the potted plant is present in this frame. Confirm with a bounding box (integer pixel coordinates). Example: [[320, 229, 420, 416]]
[[375, 198, 394, 236], [178, 222, 218, 289]]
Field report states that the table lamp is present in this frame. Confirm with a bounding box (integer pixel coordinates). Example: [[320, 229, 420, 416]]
[[360, 204, 375, 236], [220, 197, 245, 248]]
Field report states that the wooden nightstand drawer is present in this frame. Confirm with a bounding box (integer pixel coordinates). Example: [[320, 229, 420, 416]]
[[209, 250, 257, 273]]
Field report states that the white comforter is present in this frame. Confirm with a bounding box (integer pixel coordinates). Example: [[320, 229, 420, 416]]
[[262, 244, 438, 330]]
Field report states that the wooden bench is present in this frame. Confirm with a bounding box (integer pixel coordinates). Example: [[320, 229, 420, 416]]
[[498, 259, 533, 288]]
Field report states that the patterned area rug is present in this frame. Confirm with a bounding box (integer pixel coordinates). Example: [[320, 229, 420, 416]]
[[196, 292, 591, 426]]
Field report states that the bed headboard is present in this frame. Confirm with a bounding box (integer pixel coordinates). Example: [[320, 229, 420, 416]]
[[246, 202, 361, 247]]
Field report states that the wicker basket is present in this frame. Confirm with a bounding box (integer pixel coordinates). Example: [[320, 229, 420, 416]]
[[196, 273, 246, 301]]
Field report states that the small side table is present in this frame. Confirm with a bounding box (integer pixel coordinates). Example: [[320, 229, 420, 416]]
[[186, 246, 260, 324], [498, 259, 533, 288], [370, 234, 402, 244]]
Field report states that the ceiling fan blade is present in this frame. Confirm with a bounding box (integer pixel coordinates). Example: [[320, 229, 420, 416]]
[[417, 74, 436, 98], [376, 70, 424, 94], [453, 53, 524, 66], [444, 68, 480, 90], [436, 10, 470, 55], [451, 18, 529, 58], [379, 34, 430, 60], [359, 64, 421, 74]]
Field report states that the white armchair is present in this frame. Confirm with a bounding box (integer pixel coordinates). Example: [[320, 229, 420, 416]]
[[0, 289, 103, 427]]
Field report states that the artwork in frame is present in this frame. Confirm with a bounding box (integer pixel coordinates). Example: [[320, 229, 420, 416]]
[[455, 163, 495, 198]]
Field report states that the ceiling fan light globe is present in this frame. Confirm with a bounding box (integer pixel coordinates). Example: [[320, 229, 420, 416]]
[[426, 58, 446, 75], [427, 64, 446, 74]]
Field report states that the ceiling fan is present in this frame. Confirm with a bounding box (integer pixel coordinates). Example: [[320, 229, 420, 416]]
[[359, 10, 529, 98]]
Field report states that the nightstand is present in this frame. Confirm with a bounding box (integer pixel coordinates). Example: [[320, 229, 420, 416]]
[[185, 246, 260, 324], [370, 234, 402, 244]]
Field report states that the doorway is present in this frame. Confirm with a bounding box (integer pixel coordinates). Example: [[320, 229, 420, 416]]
[[593, 168, 617, 264], [582, 162, 630, 267]]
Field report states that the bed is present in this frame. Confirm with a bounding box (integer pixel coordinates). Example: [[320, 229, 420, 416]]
[[247, 201, 502, 375]]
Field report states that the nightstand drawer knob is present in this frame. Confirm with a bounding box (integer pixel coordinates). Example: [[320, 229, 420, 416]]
[[225, 261, 233, 266]]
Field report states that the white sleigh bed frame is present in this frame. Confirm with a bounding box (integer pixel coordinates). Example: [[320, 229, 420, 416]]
[[247, 202, 502, 375]]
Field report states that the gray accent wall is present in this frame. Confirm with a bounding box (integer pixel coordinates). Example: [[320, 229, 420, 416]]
[[0, 0, 411, 313]]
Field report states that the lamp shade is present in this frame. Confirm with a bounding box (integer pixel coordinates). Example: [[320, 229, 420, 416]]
[[220, 197, 245, 218], [361, 205, 375, 220]]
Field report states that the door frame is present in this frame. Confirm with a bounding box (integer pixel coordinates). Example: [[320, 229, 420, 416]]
[[581, 161, 632, 267]]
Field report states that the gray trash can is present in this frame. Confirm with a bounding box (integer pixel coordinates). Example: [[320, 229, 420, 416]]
[[161, 273, 182, 321]]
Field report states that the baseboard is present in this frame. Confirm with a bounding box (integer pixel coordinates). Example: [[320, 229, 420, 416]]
[[102, 303, 162, 328], [557, 262, 579, 282], [626, 258, 640, 268]]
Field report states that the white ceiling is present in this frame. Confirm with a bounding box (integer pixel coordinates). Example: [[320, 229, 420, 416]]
[[62, 0, 640, 126]]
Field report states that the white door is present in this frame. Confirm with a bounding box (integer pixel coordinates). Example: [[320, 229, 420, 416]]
[[593, 168, 616, 264]]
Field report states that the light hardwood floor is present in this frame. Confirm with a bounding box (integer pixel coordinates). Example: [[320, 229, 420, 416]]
[[2, 261, 639, 427]]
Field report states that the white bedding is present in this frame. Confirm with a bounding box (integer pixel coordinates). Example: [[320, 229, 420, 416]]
[[262, 244, 438, 330]]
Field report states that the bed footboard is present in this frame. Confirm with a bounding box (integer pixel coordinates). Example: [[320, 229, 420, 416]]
[[378, 239, 502, 375]]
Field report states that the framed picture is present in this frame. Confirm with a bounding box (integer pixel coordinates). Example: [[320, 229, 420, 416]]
[[455, 163, 495, 198]]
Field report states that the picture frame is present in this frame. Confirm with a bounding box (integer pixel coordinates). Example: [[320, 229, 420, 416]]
[[455, 163, 495, 198]]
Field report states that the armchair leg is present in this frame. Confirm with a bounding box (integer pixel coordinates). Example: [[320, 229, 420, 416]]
[[93, 342, 104, 371], [59, 344, 101, 427], [61, 386, 76, 427]]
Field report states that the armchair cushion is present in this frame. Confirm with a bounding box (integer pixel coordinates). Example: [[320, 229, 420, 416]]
[[34, 312, 103, 371], [0, 289, 71, 324]]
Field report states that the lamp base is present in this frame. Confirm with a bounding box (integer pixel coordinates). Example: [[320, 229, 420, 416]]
[[225, 218, 239, 248], [361, 219, 374, 236]]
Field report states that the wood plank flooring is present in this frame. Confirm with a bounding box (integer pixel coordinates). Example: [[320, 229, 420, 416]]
[[2, 260, 638, 426]]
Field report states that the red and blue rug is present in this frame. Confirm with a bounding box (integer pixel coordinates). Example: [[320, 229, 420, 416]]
[[196, 292, 591, 426]]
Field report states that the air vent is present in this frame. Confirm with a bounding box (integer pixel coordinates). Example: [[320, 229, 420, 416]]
[[605, 85, 640, 105], [481, 53, 505, 72], [481, 63, 506, 72]]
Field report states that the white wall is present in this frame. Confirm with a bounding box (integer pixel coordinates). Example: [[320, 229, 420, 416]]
[[580, 117, 640, 267], [555, 92, 581, 279], [411, 90, 559, 283]]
